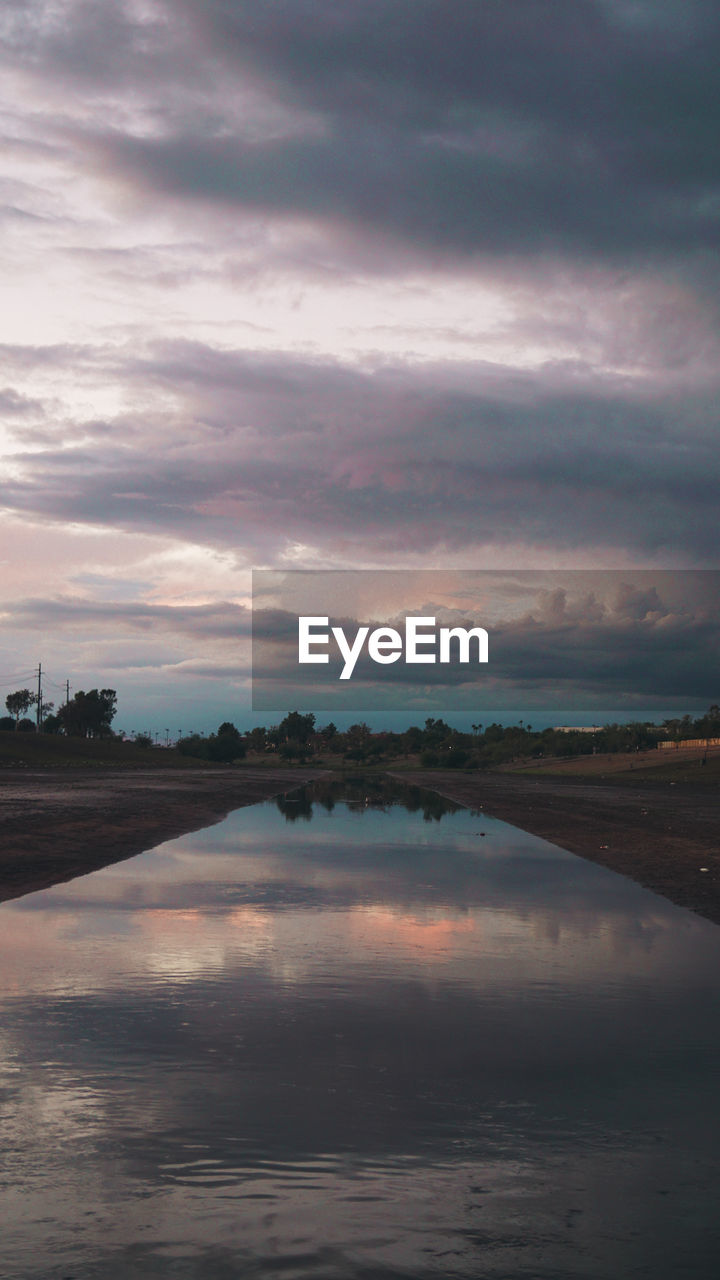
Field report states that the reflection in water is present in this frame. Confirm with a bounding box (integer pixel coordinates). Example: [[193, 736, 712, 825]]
[[275, 777, 464, 823], [1, 777, 720, 1278]]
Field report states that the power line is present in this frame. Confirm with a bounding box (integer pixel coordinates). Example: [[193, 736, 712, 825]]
[[0, 665, 68, 721], [42, 675, 69, 691], [0, 672, 39, 688]]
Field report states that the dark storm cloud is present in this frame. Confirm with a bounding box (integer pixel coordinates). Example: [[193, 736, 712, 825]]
[[2, 4, 719, 583], [251, 573, 720, 706], [4, 2, 719, 262], [41, 0, 718, 262], [3, 340, 718, 560]]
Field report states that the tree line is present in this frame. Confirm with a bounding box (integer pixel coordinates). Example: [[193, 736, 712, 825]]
[[4, 684, 718, 768], [177, 704, 720, 767], [2, 688, 117, 738]]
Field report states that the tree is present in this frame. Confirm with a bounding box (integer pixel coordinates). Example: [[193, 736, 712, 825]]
[[247, 726, 268, 753], [402, 725, 424, 755], [6, 689, 35, 727], [177, 722, 246, 763], [423, 717, 453, 745], [207, 722, 245, 762], [346, 722, 371, 745], [56, 688, 117, 738], [278, 711, 316, 744]]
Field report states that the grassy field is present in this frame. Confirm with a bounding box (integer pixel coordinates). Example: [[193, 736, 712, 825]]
[[2, 731, 717, 786], [0, 731, 207, 770], [501, 746, 720, 784]]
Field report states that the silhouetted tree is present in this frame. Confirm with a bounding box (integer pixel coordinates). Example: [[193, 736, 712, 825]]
[[318, 722, 339, 748], [278, 711, 316, 744], [207, 722, 245, 761], [177, 722, 246, 762], [247, 726, 268, 752], [56, 688, 117, 738], [5, 689, 35, 727]]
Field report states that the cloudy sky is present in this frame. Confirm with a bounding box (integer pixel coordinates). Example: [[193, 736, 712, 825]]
[[1, 0, 718, 732], [251, 569, 720, 715]]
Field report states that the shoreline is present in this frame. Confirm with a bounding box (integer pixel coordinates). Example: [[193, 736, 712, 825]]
[[394, 769, 720, 926], [1, 764, 718, 926], [0, 766, 329, 905]]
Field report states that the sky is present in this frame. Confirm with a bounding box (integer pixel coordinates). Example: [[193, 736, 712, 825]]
[[1, 0, 719, 734], [251, 570, 720, 718]]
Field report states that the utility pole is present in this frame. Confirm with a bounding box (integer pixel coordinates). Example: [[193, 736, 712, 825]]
[[66, 679, 70, 706], [36, 663, 42, 730]]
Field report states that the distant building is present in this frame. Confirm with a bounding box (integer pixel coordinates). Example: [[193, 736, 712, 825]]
[[553, 725, 599, 733]]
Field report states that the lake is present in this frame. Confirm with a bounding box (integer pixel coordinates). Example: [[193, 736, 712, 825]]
[[1, 776, 719, 1278]]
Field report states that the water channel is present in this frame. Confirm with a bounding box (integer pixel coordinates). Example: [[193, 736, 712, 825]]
[[1, 776, 719, 1278]]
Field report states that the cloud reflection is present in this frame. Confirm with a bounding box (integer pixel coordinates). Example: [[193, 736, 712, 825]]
[[2, 781, 720, 1276]]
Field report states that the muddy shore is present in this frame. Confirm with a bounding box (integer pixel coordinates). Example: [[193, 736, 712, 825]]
[[396, 769, 720, 926], [0, 766, 328, 904], [1, 764, 718, 926]]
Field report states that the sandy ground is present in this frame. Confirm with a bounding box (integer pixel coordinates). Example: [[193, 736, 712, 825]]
[[395, 769, 720, 926], [0, 766, 328, 904], [1, 764, 718, 926]]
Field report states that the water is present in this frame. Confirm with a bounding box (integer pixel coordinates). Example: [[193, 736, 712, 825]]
[[1, 776, 719, 1278]]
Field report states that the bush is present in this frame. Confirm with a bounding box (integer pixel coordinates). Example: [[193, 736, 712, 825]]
[[207, 724, 245, 762], [177, 723, 246, 763]]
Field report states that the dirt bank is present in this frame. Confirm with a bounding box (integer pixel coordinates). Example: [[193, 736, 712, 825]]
[[0, 766, 328, 904], [2, 764, 719, 926], [395, 769, 720, 926]]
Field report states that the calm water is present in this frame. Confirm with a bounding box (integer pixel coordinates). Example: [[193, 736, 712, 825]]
[[1, 777, 719, 1279]]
